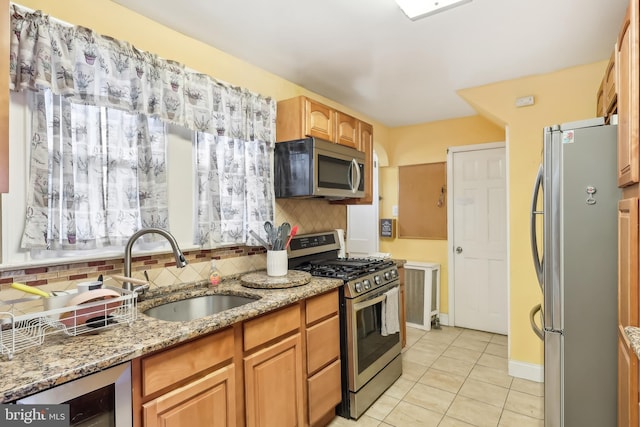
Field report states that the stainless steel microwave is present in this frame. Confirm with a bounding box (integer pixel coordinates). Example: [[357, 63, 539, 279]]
[[274, 137, 365, 199]]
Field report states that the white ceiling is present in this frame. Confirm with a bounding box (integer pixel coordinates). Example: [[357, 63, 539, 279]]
[[111, 0, 628, 127]]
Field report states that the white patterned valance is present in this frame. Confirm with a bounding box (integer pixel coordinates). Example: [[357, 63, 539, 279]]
[[8, 4, 276, 143]]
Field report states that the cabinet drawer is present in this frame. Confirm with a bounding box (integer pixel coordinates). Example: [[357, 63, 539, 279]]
[[306, 289, 338, 325], [244, 304, 300, 351], [142, 328, 234, 397], [306, 315, 340, 375], [307, 359, 342, 426]]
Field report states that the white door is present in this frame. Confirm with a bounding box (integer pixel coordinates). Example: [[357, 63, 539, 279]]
[[450, 144, 507, 334], [347, 153, 379, 257]]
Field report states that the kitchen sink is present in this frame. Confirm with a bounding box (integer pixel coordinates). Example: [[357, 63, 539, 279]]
[[143, 294, 259, 322]]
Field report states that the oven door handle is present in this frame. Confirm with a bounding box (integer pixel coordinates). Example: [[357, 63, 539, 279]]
[[353, 292, 388, 311]]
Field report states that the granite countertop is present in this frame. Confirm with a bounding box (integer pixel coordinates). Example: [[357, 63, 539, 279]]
[[625, 326, 640, 359], [0, 274, 342, 403]]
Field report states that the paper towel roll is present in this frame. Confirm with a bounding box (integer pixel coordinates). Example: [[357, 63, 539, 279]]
[[335, 229, 346, 258]]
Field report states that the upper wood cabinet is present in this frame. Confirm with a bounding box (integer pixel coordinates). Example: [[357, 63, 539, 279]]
[[605, 51, 617, 114], [617, 0, 639, 187], [597, 52, 617, 119], [276, 95, 363, 149], [335, 111, 358, 149], [0, 0, 9, 193]]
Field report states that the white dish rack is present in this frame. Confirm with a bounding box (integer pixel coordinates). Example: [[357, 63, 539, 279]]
[[0, 285, 137, 360]]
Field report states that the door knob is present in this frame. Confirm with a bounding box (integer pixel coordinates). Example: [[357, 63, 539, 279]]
[[456, 246, 463, 254]]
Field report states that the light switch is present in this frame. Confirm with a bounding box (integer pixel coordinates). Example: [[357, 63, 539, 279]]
[[392, 205, 398, 216]]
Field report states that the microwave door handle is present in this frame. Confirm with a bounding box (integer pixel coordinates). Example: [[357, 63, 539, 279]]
[[349, 159, 361, 193]]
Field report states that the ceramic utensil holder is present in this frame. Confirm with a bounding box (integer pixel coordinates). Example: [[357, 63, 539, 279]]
[[267, 250, 288, 277]]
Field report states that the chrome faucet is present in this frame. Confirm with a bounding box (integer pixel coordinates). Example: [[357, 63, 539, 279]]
[[123, 228, 188, 291]]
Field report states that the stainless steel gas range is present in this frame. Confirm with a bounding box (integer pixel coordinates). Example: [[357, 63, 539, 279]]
[[289, 231, 402, 420]]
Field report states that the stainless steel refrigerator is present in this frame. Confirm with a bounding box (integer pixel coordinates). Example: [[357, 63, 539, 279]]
[[530, 117, 619, 427]]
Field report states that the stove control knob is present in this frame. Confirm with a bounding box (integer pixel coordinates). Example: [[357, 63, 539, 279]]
[[384, 271, 391, 280], [364, 279, 371, 290], [355, 282, 363, 293], [391, 269, 398, 279], [374, 275, 381, 285]]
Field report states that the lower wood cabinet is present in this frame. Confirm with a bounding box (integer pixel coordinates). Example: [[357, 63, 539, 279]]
[[244, 334, 304, 427], [305, 290, 341, 427], [133, 290, 343, 427], [618, 327, 638, 427]]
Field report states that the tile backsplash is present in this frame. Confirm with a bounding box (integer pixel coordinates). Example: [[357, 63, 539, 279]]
[[276, 198, 346, 235], [0, 198, 346, 305]]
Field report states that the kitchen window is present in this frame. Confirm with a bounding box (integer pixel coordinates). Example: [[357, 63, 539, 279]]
[[21, 89, 169, 255]]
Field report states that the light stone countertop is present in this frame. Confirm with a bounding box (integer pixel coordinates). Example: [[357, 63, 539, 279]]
[[0, 274, 342, 403], [625, 326, 640, 359]]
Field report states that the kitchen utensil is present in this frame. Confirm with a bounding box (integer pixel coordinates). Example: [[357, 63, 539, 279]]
[[10, 282, 50, 298], [285, 225, 299, 249], [279, 223, 291, 245], [77, 281, 103, 293], [59, 288, 122, 327], [249, 229, 271, 250], [264, 221, 276, 246], [273, 237, 283, 251]]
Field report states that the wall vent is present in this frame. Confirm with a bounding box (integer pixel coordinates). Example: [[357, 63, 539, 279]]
[[404, 262, 440, 330]]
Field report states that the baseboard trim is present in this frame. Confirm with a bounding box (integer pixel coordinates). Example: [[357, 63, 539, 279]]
[[508, 360, 543, 383], [437, 313, 449, 326]]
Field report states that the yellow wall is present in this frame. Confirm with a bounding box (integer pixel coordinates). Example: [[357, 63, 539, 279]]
[[459, 61, 608, 364], [378, 116, 505, 316]]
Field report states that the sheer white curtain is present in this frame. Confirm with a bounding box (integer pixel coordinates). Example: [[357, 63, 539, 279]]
[[10, 4, 277, 251], [195, 133, 274, 247], [21, 90, 168, 251]]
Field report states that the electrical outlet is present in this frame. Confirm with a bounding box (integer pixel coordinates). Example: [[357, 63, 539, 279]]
[[515, 95, 535, 107], [392, 205, 398, 216]]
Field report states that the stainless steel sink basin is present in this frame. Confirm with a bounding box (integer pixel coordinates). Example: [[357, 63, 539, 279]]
[[143, 294, 259, 322]]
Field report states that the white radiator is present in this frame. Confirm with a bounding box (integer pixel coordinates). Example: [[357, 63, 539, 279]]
[[403, 262, 440, 331]]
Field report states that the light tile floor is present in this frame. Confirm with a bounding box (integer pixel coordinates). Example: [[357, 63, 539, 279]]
[[329, 326, 544, 427]]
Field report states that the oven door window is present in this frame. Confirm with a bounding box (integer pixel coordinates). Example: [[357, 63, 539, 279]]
[[355, 295, 399, 375]]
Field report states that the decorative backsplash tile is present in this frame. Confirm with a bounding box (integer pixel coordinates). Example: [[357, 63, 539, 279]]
[[276, 198, 346, 235], [0, 198, 346, 309]]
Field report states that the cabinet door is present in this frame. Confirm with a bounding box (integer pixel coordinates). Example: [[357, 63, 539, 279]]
[[244, 334, 304, 427], [305, 99, 334, 142], [619, 328, 639, 427], [335, 112, 358, 149], [617, 1, 639, 187], [0, 0, 9, 193], [619, 198, 639, 328], [143, 364, 236, 427]]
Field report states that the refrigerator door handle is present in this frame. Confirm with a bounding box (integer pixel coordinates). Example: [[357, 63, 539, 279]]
[[529, 303, 544, 340], [530, 163, 544, 291]]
